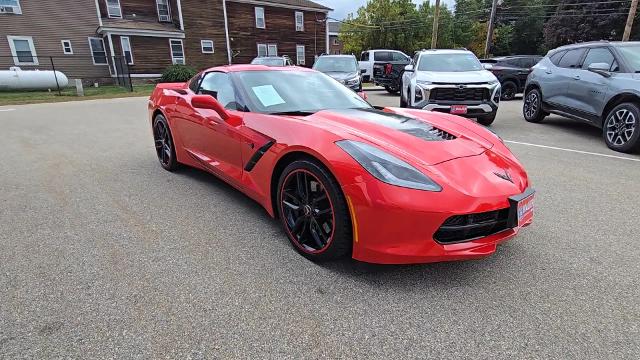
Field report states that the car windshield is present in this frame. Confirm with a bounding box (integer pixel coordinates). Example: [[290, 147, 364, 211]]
[[251, 58, 285, 66], [418, 53, 483, 72], [617, 45, 640, 72], [313, 57, 357, 73], [232, 70, 371, 114]]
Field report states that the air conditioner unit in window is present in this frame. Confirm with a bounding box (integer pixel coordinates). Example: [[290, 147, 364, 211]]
[[0, 6, 16, 13]]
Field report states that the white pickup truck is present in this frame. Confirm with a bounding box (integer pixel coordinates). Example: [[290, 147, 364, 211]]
[[359, 49, 410, 83]]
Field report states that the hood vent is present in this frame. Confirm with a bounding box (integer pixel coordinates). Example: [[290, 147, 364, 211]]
[[400, 126, 457, 141]]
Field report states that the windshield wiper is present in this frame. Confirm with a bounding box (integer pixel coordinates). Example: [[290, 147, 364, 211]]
[[268, 110, 317, 116]]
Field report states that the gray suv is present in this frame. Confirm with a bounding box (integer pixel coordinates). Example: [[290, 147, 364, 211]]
[[524, 41, 640, 153]]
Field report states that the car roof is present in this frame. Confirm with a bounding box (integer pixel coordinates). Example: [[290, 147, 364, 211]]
[[203, 64, 315, 73], [418, 49, 473, 55], [318, 54, 355, 58], [553, 40, 640, 52]]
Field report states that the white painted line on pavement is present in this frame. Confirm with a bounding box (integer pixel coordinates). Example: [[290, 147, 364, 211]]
[[504, 140, 640, 162], [0, 109, 16, 112]]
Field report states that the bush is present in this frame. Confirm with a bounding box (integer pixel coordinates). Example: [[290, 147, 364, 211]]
[[159, 64, 198, 83]]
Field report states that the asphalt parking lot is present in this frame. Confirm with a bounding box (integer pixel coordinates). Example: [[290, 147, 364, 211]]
[[1, 93, 639, 359]]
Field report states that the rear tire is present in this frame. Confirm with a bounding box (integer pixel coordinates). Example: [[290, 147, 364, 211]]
[[277, 159, 352, 261], [477, 112, 497, 126], [603, 102, 640, 153], [523, 88, 546, 123], [385, 86, 399, 95], [501, 81, 517, 101]]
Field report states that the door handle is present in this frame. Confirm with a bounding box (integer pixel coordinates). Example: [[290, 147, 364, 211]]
[[573, 75, 581, 80], [545, 70, 552, 75], [207, 120, 221, 127]]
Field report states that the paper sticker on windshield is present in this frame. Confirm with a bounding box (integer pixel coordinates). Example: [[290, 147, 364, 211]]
[[252, 85, 285, 107]]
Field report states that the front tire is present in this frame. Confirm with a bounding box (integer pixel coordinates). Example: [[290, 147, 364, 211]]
[[477, 112, 497, 126], [152, 114, 179, 171], [603, 102, 640, 153], [523, 88, 546, 123], [385, 86, 399, 95], [501, 80, 517, 101], [277, 160, 352, 261]]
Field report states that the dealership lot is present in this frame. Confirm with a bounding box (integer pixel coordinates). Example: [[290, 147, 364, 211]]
[[1, 96, 639, 358]]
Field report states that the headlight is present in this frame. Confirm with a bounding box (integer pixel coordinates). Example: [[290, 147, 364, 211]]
[[345, 77, 360, 85], [336, 140, 442, 192], [488, 80, 499, 85], [416, 80, 432, 86]]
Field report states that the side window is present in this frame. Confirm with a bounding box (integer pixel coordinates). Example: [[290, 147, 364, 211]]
[[557, 49, 586, 68], [188, 73, 202, 93], [361, 51, 369, 61], [198, 72, 239, 110], [549, 51, 567, 66], [611, 60, 620, 72], [581, 48, 615, 70], [392, 52, 407, 61], [374, 51, 392, 61], [412, 53, 419, 65]]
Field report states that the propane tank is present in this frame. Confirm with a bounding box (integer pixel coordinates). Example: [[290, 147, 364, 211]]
[[0, 67, 69, 90]]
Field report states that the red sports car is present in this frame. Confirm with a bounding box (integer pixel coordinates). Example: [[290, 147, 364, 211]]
[[148, 65, 534, 264]]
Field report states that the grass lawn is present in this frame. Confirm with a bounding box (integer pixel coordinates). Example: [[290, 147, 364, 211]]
[[0, 84, 156, 106]]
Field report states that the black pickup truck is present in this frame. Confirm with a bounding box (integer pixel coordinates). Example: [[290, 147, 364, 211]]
[[372, 51, 411, 94]]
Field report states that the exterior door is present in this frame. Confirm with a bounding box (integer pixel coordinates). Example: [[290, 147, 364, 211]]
[[570, 47, 616, 120], [547, 48, 587, 109], [191, 71, 244, 184]]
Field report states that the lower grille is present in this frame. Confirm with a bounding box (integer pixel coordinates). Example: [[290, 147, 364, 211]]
[[430, 87, 489, 102], [434, 208, 510, 244]]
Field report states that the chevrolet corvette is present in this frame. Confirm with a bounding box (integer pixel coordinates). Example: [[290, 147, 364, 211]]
[[148, 65, 534, 264]]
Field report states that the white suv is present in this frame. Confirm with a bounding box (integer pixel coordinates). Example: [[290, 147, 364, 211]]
[[401, 49, 501, 125]]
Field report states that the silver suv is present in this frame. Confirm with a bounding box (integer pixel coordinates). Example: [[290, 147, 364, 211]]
[[400, 49, 501, 125], [524, 41, 640, 153]]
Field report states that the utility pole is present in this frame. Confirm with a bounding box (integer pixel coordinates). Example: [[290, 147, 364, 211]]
[[431, 0, 441, 49], [623, 0, 639, 41], [484, 0, 499, 58]]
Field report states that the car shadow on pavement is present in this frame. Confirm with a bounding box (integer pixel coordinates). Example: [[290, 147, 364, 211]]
[[536, 116, 603, 139]]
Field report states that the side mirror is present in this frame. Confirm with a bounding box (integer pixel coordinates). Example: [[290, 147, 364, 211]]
[[483, 63, 493, 70], [404, 64, 414, 72], [360, 69, 366, 74], [191, 94, 230, 121], [587, 62, 611, 77], [357, 91, 368, 100]]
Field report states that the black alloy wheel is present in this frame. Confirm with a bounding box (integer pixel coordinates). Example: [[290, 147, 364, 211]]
[[153, 115, 178, 171], [523, 88, 546, 123], [501, 81, 517, 101], [277, 160, 352, 261], [603, 103, 640, 153]]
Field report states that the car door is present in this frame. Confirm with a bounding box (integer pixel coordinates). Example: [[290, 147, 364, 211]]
[[570, 47, 616, 119], [189, 71, 245, 184], [359, 51, 371, 79], [515, 58, 533, 88], [546, 48, 587, 109]]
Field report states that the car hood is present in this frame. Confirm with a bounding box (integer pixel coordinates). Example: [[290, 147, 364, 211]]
[[306, 108, 494, 167], [416, 70, 497, 84], [322, 72, 359, 81]]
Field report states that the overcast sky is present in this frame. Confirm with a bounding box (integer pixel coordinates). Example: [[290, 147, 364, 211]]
[[314, 0, 456, 20]]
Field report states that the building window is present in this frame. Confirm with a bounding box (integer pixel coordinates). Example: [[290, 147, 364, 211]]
[[61, 40, 73, 55], [333, 38, 339, 46], [156, 0, 171, 22], [88, 37, 108, 65], [255, 7, 265, 29], [295, 11, 304, 31], [106, 0, 122, 18], [170, 39, 184, 64], [0, 0, 21, 14], [257, 43, 267, 57], [120, 36, 133, 64], [267, 44, 277, 56], [296, 45, 305, 65], [201, 40, 214, 54], [7, 36, 38, 65]]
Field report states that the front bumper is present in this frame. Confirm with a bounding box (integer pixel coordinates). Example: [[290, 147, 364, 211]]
[[411, 82, 501, 116], [341, 155, 532, 265]]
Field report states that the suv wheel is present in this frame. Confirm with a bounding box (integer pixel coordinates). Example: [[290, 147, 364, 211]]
[[501, 81, 517, 101], [523, 88, 546, 123], [603, 102, 640, 153]]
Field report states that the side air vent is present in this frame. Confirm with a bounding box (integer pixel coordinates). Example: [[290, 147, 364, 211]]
[[400, 126, 457, 141]]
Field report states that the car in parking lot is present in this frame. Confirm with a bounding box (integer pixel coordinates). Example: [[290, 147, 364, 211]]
[[313, 54, 362, 91], [524, 41, 640, 153], [359, 49, 411, 83], [481, 55, 542, 100], [250, 56, 293, 66], [400, 49, 501, 125], [148, 65, 534, 264]]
